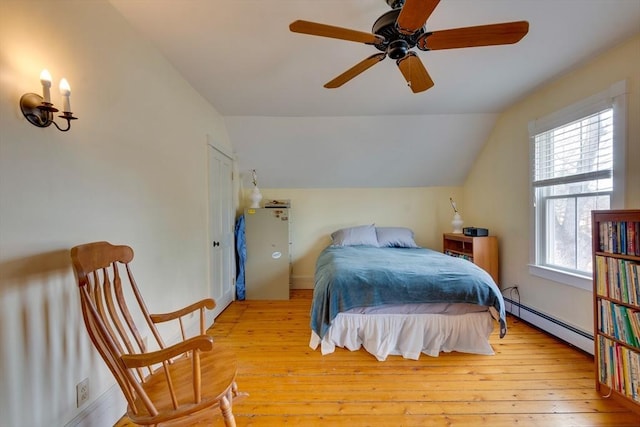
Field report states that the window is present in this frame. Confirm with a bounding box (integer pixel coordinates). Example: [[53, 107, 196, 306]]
[[529, 81, 626, 290]]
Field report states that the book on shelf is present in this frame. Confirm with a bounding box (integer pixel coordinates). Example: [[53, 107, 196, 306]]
[[444, 250, 472, 261], [595, 255, 639, 305], [598, 336, 640, 403], [598, 300, 640, 348], [593, 210, 640, 413], [599, 220, 640, 256]]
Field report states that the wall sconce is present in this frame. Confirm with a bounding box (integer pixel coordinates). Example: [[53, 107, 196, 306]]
[[19, 69, 78, 132]]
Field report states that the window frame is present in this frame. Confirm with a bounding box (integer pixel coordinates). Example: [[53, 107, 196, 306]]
[[528, 80, 627, 291]]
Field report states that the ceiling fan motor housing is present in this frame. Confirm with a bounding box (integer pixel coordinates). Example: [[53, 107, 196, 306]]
[[372, 9, 424, 57]]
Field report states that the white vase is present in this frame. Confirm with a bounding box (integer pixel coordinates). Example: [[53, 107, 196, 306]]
[[249, 186, 262, 208], [451, 213, 463, 234]]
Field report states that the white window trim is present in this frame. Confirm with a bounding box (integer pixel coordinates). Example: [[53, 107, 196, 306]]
[[528, 264, 592, 290], [528, 80, 627, 291]]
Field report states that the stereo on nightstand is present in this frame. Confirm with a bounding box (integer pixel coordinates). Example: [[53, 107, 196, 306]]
[[463, 227, 488, 237]]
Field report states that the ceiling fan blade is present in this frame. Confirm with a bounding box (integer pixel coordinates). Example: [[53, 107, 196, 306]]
[[396, 52, 434, 93], [290, 20, 384, 45], [324, 53, 386, 88], [396, 0, 440, 35], [417, 21, 529, 50]]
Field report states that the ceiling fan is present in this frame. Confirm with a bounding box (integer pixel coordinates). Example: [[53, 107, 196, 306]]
[[289, 0, 529, 93]]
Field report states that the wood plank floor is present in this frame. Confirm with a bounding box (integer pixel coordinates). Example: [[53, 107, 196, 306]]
[[117, 290, 639, 426]]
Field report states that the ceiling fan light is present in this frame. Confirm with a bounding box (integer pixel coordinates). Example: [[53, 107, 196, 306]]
[[388, 39, 409, 59], [386, 0, 405, 9]]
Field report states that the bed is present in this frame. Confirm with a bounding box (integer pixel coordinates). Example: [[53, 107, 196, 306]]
[[308, 225, 506, 361]]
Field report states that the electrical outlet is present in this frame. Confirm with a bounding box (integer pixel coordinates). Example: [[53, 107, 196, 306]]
[[76, 378, 89, 407]]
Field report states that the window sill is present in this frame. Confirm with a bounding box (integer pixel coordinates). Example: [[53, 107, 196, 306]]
[[528, 265, 592, 292]]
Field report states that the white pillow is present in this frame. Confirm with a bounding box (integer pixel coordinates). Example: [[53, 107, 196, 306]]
[[331, 224, 379, 247], [376, 227, 419, 248]]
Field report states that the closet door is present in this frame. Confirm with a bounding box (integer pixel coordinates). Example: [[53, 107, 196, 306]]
[[207, 143, 234, 319]]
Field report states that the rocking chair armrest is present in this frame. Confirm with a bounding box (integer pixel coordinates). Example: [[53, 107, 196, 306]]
[[149, 298, 216, 323], [121, 335, 214, 368]]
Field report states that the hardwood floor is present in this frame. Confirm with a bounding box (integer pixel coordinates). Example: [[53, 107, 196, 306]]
[[117, 290, 639, 426]]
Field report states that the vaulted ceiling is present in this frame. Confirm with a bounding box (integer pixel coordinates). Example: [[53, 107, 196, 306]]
[[110, 0, 640, 188]]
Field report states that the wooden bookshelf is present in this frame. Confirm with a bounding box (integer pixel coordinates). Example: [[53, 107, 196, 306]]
[[443, 233, 499, 284], [592, 209, 640, 415]]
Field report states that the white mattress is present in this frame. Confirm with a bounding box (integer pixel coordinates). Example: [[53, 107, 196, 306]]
[[309, 303, 497, 361]]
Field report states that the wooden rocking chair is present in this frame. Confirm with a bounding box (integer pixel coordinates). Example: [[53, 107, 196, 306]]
[[70, 241, 244, 426]]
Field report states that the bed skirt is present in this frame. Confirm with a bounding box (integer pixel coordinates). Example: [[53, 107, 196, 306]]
[[309, 310, 496, 361]]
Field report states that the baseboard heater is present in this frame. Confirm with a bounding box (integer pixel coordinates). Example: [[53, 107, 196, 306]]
[[503, 297, 594, 355]]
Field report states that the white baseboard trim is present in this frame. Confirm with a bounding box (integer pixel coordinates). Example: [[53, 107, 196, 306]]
[[504, 297, 594, 355], [291, 275, 314, 289], [64, 383, 126, 427]]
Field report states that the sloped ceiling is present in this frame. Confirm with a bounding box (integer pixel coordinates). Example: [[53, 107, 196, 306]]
[[110, 0, 640, 188]]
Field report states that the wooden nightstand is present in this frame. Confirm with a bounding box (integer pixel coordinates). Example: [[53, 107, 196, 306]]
[[443, 233, 499, 284]]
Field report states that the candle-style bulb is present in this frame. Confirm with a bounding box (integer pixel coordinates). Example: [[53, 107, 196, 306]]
[[40, 69, 52, 85], [40, 69, 52, 103], [59, 78, 71, 112], [59, 78, 70, 96]]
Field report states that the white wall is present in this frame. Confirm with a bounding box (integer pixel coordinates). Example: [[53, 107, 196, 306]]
[[0, 1, 233, 425], [226, 114, 498, 188], [463, 34, 640, 334]]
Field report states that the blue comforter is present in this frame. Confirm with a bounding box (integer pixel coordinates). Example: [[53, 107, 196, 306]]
[[310, 246, 507, 339]]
